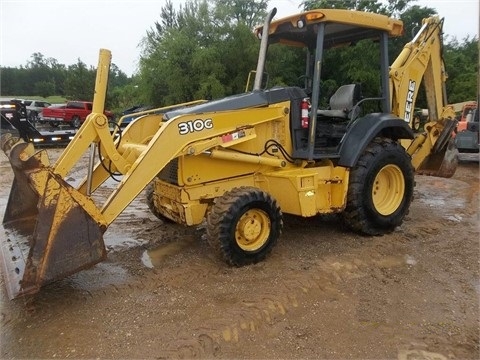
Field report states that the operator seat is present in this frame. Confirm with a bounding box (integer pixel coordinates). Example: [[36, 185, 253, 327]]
[[317, 84, 362, 120]]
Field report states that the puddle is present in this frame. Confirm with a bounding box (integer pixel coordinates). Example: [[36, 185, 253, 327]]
[[141, 235, 196, 268], [405, 255, 417, 266], [473, 280, 480, 295], [70, 262, 129, 291], [104, 229, 149, 250], [445, 214, 462, 222], [398, 349, 447, 360], [419, 196, 466, 210], [416, 177, 468, 220], [104, 214, 155, 251]]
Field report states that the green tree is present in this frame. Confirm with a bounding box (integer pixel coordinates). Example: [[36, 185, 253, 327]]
[[3, 0, 472, 112], [108, 81, 144, 115], [64, 59, 96, 100], [1, 54, 133, 101], [109, 63, 129, 88], [25, 52, 52, 95], [213, 0, 268, 28], [444, 36, 478, 103], [138, 0, 265, 106], [1, 67, 27, 95], [390, 5, 436, 56], [222, 22, 268, 93], [34, 80, 56, 98], [26, 53, 67, 97]]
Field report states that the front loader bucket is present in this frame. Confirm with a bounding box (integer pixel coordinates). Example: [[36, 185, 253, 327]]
[[1, 134, 107, 299]]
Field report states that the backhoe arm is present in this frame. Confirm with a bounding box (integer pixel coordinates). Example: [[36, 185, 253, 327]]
[[389, 16, 458, 177], [390, 16, 454, 123]]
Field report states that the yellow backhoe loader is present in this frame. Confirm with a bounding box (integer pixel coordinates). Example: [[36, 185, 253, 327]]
[[0, 8, 458, 299]]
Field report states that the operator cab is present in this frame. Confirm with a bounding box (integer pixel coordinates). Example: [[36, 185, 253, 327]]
[[255, 9, 404, 161]]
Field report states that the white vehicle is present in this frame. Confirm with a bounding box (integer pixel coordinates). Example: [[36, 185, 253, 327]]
[[22, 99, 52, 121]]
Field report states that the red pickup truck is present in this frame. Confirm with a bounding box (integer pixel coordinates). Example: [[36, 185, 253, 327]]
[[40, 101, 114, 128]]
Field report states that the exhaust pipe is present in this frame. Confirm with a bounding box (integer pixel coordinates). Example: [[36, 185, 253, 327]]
[[253, 8, 277, 90]]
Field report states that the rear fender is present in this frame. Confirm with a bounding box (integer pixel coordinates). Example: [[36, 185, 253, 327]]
[[338, 113, 414, 168]]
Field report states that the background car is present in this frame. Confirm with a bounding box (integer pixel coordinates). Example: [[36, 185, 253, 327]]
[[22, 99, 52, 122]]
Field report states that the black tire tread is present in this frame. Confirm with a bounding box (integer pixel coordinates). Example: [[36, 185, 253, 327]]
[[206, 186, 282, 266], [343, 137, 414, 235], [72, 116, 81, 129]]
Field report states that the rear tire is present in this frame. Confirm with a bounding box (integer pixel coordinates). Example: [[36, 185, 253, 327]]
[[206, 187, 282, 266], [343, 137, 414, 235]]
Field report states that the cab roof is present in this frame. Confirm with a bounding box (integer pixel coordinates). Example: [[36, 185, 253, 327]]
[[254, 9, 404, 49]]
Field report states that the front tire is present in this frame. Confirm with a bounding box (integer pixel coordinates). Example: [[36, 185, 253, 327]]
[[28, 111, 38, 123], [71, 116, 81, 129], [206, 187, 282, 266], [343, 138, 414, 235]]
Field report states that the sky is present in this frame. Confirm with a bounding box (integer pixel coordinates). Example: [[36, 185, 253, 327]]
[[0, 0, 478, 78]]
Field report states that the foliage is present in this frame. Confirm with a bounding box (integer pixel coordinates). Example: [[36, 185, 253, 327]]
[[138, 0, 266, 106], [0, 0, 477, 115], [1, 53, 130, 112], [64, 60, 95, 101], [109, 82, 142, 115], [213, 0, 268, 28], [34, 80, 56, 98], [443, 36, 479, 103]]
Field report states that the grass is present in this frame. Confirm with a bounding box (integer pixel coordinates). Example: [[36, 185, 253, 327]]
[[44, 95, 68, 104]]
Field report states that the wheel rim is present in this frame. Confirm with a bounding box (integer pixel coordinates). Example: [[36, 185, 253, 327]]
[[372, 164, 405, 216], [235, 209, 271, 252]]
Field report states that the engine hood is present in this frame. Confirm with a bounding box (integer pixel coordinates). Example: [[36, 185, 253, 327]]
[[163, 86, 306, 121]]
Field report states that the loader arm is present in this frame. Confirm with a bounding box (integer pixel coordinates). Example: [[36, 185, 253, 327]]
[[58, 48, 287, 226], [0, 49, 288, 299], [389, 16, 458, 176], [91, 106, 286, 225]]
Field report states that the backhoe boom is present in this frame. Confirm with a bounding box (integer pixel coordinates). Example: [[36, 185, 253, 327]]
[[390, 16, 458, 176]]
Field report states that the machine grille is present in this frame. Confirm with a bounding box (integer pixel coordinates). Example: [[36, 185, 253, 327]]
[[158, 158, 179, 185]]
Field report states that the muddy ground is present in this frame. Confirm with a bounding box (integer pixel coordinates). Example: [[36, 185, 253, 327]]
[[0, 147, 478, 359]]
